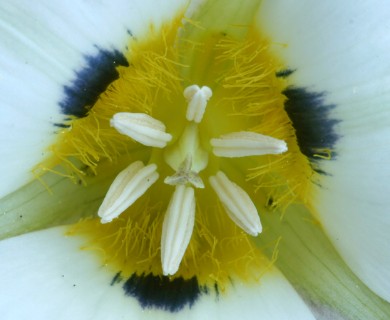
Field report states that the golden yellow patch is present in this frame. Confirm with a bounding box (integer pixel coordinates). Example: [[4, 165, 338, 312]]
[[42, 12, 314, 287]]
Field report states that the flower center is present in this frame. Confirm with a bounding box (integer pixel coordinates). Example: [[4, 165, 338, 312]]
[[39, 14, 314, 285], [98, 84, 287, 275]]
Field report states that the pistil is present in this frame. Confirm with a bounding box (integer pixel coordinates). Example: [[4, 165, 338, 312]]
[[164, 155, 205, 188], [163, 122, 208, 173]]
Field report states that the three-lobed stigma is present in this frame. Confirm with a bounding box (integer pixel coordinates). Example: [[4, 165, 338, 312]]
[[98, 84, 288, 276]]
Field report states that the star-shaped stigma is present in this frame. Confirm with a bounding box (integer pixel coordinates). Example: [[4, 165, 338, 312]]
[[98, 84, 288, 276]]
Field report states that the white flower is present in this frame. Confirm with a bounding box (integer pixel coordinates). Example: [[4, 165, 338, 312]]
[[0, 0, 390, 319]]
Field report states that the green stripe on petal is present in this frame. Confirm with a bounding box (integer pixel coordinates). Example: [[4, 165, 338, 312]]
[[256, 204, 390, 320], [179, 0, 262, 84], [186, 0, 261, 36], [312, 139, 390, 303], [0, 156, 147, 240]]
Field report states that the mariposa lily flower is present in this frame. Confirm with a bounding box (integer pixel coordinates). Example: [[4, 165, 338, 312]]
[[0, 0, 389, 319]]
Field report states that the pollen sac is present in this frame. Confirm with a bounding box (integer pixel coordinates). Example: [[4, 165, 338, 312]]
[[210, 131, 287, 158], [209, 171, 262, 236], [98, 161, 159, 223], [161, 185, 195, 276], [111, 112, 172, 148], [184, 85, 212, 123]]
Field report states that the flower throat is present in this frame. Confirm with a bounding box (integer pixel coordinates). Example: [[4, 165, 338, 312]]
[[38, 13, 313, 285]]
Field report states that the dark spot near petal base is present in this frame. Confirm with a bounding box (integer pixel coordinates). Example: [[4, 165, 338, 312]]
[[59, 48, 129, 118], [54, 123, 71, 128], [276, 68, 295, 78], [122, 273, 207, 312], [111, 272, 123, 286], [214, 283, 220, 299], [266, 196, 275, 209], [283, 87, 339, 173]]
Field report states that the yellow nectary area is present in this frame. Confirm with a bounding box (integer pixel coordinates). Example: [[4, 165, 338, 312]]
[[48, 14, 313, 286]]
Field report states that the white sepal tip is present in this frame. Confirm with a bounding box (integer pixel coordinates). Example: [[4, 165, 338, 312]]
[[184, 85, 212, 123], [161, 185, 195, 276], [209, 171, 262, 236], [210, 131, 287, 158], [98, 161, 159, 223], [111, 112, 172, 148]]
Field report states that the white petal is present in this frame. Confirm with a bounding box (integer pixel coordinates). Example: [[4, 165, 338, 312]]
[[111, 112, 172, 148], [213, 270, 316, 320], [161, 185, 195, 276], [211, 131, 287, 158], [257, 0, 390, 109], [0, 227, 315, 320], [209, 171, 262, 236], [257, 1, 390, 301], [0, 0, 189, 197], [98, 161, 158, 223]]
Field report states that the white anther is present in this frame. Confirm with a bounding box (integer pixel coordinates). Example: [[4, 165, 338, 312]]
[[111, 112, 172, 148], [210, 131, 287, 158], [161, 185, 195, 276], [184, 85, 212, 123], [209, 171, 262, 236], [98, 161, 159, 223]]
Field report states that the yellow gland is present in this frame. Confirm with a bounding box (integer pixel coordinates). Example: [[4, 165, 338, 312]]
[[39, 12, 314, 286]]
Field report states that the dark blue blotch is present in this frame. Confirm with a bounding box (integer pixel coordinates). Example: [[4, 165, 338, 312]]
[[59, 48, 129, 118], [122, 273, 207, 312], [283, 87, 339, 171]]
